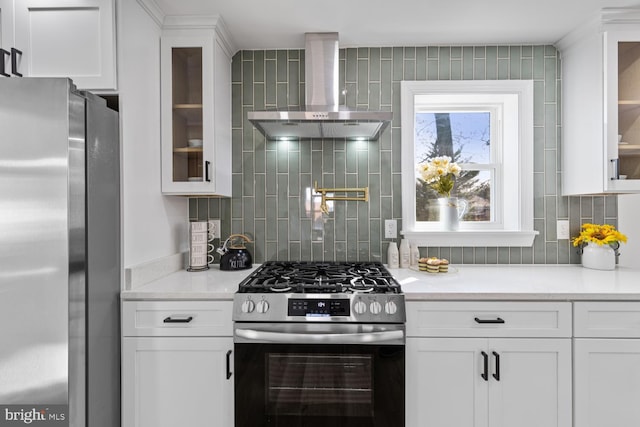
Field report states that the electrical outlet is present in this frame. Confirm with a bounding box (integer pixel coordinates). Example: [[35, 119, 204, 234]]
[[557, 220, 570, 240], [208, 219, 221, 239], [384, 219, 397, 239]]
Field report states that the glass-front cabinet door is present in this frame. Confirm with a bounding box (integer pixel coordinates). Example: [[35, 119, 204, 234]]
[[171, 46, 204, 183], [160, 29, 232, 196], [605, 31, 640, 191]]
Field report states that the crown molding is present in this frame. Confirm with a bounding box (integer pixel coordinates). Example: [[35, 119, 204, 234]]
[[557, 7, 640, 52], [134, 2, 238, 55], [136, 0, 164, 27], [601, 7, 640, 25], [163, 15, 237, 56]]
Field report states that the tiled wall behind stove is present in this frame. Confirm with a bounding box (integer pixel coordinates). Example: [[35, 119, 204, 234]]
[[189, 45, 617, 265]]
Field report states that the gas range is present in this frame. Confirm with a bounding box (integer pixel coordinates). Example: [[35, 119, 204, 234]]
[[233, 261, 405, 323]]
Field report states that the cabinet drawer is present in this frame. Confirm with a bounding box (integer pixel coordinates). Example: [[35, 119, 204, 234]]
[[122, 301, 232, 337], [407, 301, 572, 337], [574, 302, 640, 338]]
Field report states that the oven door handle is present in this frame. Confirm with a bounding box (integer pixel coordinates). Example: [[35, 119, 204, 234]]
[[234, 328, 405, 344]]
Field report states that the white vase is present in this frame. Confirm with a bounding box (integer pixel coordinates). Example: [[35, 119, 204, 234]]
[[581, 242, 616, 270], [437, 197, 467, 231]]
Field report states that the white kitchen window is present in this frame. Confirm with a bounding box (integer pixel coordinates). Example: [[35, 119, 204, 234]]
[[400, 80, 537, 247]]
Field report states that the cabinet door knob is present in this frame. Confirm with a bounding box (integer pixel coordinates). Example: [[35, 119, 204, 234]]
[[492, 351, 501, 381], [481, 351, 489, 381], [205, 160, 211, 182]]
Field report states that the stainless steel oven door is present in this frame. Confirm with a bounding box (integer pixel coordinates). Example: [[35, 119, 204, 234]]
[[234, 323, 405, 427]]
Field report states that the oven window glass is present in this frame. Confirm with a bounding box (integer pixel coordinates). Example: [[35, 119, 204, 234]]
[[267, 353, 373, 417], [235, 344, 404, 427]]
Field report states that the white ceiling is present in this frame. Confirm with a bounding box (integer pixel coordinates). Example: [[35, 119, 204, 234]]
[[149, 0, 640, 50]]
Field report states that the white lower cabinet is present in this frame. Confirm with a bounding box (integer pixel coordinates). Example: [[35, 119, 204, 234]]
[[573, 302, 640, 427], [122, 301, 234, 427], [574, 339, 640, 427], [407, 337, 571, 427], [407, 338, 487, 427], [406, 301, 572, 427], [487, 339, 571, 427], [122, 337, 233, 427]]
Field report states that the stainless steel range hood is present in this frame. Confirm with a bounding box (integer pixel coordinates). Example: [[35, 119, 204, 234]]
[[248, 33, 392, 140]]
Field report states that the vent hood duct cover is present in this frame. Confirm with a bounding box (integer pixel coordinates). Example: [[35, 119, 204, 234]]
[[248, 33, 392, 140]]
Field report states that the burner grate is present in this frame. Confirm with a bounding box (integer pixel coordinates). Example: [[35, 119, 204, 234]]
[[237, 261, 402, 294]]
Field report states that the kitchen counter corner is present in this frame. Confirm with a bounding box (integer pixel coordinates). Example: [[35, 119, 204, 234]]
[[120, 265, 260, 300]]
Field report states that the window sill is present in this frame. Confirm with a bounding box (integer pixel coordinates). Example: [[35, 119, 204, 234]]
[[400, 230, 539, 247]]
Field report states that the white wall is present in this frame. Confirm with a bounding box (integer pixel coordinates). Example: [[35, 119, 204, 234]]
[[617, 194, 640, 268], [118, 0, 186, 269]]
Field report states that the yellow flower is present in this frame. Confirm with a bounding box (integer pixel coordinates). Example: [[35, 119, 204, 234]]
[[572, 223, 627, 247], [418, 156, 461, 197]]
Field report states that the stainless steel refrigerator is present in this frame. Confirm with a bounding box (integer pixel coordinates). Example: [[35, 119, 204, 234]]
[[0, 78, 120, 427]]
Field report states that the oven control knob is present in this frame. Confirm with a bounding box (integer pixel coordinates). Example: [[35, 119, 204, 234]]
[[370, 301, 382, 315], [384, 300, 398, 315], [256, 300, 270, 314], [354, 300, 367, 315], [241, 299, 256, 313]]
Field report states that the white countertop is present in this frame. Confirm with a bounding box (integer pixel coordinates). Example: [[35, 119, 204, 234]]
[[121, 265, 261, 300], [120, 264, 640, 301], [392, 265, 640, 300]]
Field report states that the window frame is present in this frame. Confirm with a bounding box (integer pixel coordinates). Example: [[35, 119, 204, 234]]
[[413, 105, 502, 229], [400, 80, 537, 247]]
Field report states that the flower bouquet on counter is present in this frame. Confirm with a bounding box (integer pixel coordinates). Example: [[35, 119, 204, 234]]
[[572, 223, 627, 270], [571, 223, 627, 249], [418, 156, 461, 197]]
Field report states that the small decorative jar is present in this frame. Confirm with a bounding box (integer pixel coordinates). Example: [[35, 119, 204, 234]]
[[581, 242, 616, 271]]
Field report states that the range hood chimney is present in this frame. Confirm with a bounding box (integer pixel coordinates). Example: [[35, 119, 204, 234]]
[[248, 33, 392, 140]]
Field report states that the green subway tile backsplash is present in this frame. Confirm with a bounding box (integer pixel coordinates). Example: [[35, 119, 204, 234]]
[[189, 44, 617, 265]]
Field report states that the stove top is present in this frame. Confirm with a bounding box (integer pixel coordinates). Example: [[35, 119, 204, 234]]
[[237, 261, 402, 294], [234, 261, 405, 323]]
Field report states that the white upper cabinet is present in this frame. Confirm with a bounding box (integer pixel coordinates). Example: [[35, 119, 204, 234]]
[[0, 0, 12, 49], [160, 16, 234, 196], [0, 0, 16, 77], [559, 9, 640, 194], [9, 0, 116, 90]]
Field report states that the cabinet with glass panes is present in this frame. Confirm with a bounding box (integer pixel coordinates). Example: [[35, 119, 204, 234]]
[[160, 17, 233, 196], [559, 9, 640, 195], [617, 41, 640, 181]]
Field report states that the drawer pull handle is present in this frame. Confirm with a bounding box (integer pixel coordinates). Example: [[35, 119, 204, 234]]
[[226, 350, 233, 380], [163, 316, 193, 323], [492, 351, 500, 381], [481, 351, 489, 381], [474, 317, 505, 324]]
